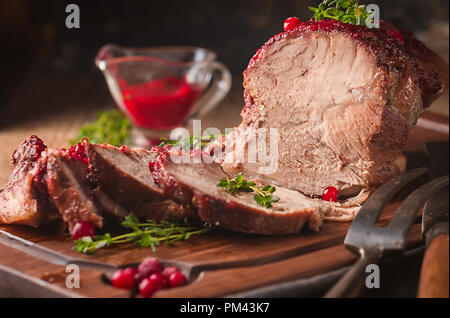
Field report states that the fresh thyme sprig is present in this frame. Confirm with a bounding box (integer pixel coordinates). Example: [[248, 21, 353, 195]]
[[159, 133, 224, 149], [218, 173, 280, 208], [70, 109, 131, 146], [252, 185, 279, 209], [218, 173, 256, 194], [73, 214, 210, 254], [309, 0, 369, 26]]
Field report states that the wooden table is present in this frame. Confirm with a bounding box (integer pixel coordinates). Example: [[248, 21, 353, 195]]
[[0, 72, 448, 298]]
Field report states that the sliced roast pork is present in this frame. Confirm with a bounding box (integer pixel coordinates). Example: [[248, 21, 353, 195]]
[[84, 139, 195, 220], [46, 139, 195, 230], [46, 146, 103, 231], [83, 141, 163, 204], [0, 136, 59, 227], [213, 19, 446, 218], [150, 149, 368, 234], [0, 135, 195, 230]]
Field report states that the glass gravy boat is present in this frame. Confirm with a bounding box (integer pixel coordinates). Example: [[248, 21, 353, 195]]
[[95, 44, 232, 146]]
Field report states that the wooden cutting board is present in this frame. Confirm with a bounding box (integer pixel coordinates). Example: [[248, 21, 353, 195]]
[[0, 112, 448, 298]]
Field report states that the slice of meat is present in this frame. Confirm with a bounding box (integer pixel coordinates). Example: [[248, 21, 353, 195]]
[[150, 150, 367, 235], [84, 139, 196, 220], [0, 136, 59, 227], [213, 19, 424, 212], [94, 186, 192, 221], [84, 141, 163, 203], [46, 148, 103, 231]]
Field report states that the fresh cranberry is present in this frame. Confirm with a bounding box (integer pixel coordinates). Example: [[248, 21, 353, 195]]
[[162, 266, 181, 279], [322, 186, 339, 202], [71, 221, 95, 240], [137, 257, 164, 277], [149, 272, 168, 289], [283, 17, 301, 31], [168, 271, 187, 288], [386, 30, 405, 45], [139, 277, 160, 298], [119, 145, 132, 155], [111, 267, 137, 290]]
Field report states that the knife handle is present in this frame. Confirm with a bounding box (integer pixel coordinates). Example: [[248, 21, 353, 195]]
[[417, 233, 449, 298]]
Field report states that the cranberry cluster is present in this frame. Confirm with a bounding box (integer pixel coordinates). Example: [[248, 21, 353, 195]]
[[148, 146, 171, 183], [68, 143, 88, 164], [29, 135, 47, 160], [111, 257, 187, 298]]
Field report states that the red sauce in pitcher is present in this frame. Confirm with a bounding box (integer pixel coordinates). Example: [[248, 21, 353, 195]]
[[120, 77, 203, 130]]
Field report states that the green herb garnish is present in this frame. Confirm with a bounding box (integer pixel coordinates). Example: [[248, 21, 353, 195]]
[[218, 173, 280, 208], [159, 133, 224, 150], [218, 173, 256, 194], [253, 185, 279, 209], [70, 109, 131, 146], [309, 0, 369, 26], [73, 214, 210, 254]]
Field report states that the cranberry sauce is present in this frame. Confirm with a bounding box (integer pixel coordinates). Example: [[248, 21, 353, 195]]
[[67, 143, 88, 165], [21, 135, 48, 188], [17, 135, 47, 162], [246, 18, 405, 71], [148, 146, 171, 184], [120, 77, 203, 130], [31, 136, 46, 159], [61, 142, 96, 188]]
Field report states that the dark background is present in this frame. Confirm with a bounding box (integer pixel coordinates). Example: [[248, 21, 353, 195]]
[[0, 0, 448, 116]]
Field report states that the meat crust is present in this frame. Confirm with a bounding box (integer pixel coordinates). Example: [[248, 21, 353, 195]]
[[0, 136, 59, 227]]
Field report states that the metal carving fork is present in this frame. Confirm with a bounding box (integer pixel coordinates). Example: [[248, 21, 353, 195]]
[[324, 167, 449, 298]]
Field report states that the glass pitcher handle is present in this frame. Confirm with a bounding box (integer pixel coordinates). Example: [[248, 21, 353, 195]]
[[190, 61, 232, 119]]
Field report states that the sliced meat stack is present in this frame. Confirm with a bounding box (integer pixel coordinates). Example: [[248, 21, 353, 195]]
[[84, 140, 195, 221], [0, 137, 193, 231]]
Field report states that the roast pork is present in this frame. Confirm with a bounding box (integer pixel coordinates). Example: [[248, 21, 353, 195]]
[[216, 19, 446, 205]]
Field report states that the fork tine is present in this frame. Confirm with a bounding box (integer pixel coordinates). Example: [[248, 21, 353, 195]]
[[387, 175, 449, 249], [344, 167, 428, 251]]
